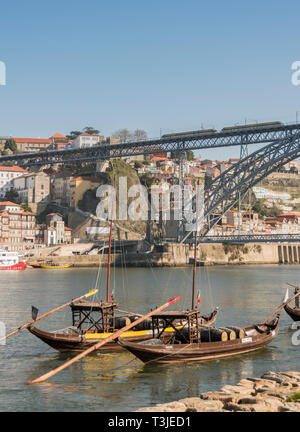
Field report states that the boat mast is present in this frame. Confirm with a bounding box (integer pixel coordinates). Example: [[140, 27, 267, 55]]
[[106, 218, 113, 302], [192, 228, 198, 309]]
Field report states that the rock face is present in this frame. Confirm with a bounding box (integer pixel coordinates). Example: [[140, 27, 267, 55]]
[[136, 371, 300, 412]]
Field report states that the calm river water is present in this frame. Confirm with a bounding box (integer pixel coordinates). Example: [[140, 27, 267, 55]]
[[1, 264, 300, 411]]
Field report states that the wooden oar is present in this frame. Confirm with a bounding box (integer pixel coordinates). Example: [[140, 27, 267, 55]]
[[117, 308, 143, 317], [262, 288, 300, 324], [28, 295, 180, 385], [0, 289, 98, 343], [287, 282, 300, 290]]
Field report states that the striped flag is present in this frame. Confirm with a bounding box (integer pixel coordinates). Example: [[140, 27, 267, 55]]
[[197, 290, 201, 305]]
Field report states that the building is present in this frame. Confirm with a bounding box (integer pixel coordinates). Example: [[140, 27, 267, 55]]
[[13, 172, 50, 214], [72, 133, 102, 149], [14, 137, 52, 152], [0, 166, 27, 198], [50, 133, 70, 150], [0, 201, 36, 250]]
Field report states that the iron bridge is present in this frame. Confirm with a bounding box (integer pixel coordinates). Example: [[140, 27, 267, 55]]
[[1, 122, 300, 167], [192, 234, 300, 244]]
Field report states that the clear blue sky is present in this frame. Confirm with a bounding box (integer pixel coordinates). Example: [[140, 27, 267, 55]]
[[1, 0, 300, 159]]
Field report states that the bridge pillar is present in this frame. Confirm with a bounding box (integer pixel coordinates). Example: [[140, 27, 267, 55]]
[[283, 245, 288, 263], [278, 245, 283, 264], [293, 245, 298, 263], [288, 245, 293, 263]]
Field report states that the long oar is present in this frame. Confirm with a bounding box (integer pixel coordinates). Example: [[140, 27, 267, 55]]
[[0, 289, 98, 343], [117, 308, 143, 317], [287, 282, 300, 290], [262, 288, 300, 324], [28, 295, 180, 385]]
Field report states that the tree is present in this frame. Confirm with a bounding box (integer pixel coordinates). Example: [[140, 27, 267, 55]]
[[5, 139, 17, 153], [82, 126, 100, 135], [113, 129, 132, 143], [134, 161, 143, 169], [139, 173, 156, 189], [20, 202, 33, 212], [132, 129, 147, 141], [66, 131, 82, 140], [66, 127, 100, 140], [4, 188, 21, 203]]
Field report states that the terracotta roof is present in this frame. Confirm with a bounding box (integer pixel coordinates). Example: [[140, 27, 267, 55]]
[[14, 138, 51, 143], [279, 213, 300, 216], [0, 166, 27, 172], [64, 227, 72, 231], [0, 201, 20, 206], [51, 133, 66, 139]]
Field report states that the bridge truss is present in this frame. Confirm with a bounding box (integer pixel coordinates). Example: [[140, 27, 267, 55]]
[[181, 131, 300, 243]]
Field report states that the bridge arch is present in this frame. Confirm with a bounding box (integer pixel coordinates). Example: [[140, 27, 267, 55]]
[[182, 131, 300, 242]]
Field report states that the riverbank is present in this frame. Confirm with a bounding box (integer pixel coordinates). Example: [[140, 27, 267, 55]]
[[137, 371, 300, 412], [27, 242, 300, 267]]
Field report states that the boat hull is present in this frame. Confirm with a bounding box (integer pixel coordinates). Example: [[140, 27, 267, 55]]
[[40, 264, 71, 269], [118, 317, 280, 364], [28, 309, 218, 353], [284, 303, 300, 321], [0, 262, 27, 270]]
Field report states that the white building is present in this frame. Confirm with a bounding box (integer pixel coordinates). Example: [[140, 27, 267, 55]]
[[0, 166, 27, 198], [72, 133, 102, 149]]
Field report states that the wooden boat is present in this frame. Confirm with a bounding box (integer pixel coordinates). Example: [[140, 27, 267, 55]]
[[28, 302, 218, 352], [285, 303, 300, 321], [40, 263, 71, 269], [284, 285, 300, 321], [118, 309, 280, 364], [28, 219, 218, 352]]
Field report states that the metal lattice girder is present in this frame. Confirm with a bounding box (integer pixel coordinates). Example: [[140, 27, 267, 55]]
[[194, 234, 300, 244], [2, 123, 300, 167], [180, 131, 300, 242], [202, 132, 300, 237]]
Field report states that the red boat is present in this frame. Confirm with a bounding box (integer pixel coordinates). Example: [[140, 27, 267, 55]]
[[0, 250, 27, 270]]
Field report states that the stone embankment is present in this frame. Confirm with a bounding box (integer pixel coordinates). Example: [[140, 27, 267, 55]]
[[27, 242, 300, 267], [137, 371, 300, 412]]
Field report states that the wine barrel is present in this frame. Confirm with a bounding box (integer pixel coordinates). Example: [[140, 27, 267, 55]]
[[225, 326, 245, 339], [113, 317, 131, 329], [218, 327, 236, 340], [199, 326, 228, 342], [129, 316, 152, 331]]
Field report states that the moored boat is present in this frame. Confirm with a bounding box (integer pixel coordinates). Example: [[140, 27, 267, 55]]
[[28, 301, 218, 352], [40, 263, 71, 269], [118, 309, 280, 364], [0, 250, 27, 270], [284, 285, 300, 321]]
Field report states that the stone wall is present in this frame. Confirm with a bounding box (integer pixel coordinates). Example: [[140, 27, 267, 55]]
[[137, 371, 300, 412], [198, 242, 300, 265]]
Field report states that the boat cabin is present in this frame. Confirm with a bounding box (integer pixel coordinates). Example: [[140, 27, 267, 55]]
[[151, 309, 200, 344], [70, 300, 118, 333]]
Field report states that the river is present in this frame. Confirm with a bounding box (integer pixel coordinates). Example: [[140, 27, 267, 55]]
[[0, 264, 299, 411]]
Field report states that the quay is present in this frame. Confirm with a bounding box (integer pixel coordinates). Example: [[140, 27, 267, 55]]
[[27, 241, 300, 267]]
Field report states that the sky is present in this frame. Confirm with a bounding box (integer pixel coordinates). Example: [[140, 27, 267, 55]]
[[1, 0, 300, 160]]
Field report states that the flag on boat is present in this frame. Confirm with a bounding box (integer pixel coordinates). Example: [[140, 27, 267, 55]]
[[197, 290, 201, 305]]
